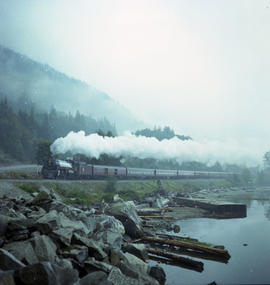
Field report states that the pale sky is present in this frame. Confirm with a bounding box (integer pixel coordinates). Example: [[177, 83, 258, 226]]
[[0, 0, 270, 142]]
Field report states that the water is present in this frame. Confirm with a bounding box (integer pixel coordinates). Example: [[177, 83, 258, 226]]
[[152, 201, 270, 285]]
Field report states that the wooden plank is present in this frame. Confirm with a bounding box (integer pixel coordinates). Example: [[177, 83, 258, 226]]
[[139, 216, 173, 219], [142, 236, 230, 259], [147, 248, 204, 272]]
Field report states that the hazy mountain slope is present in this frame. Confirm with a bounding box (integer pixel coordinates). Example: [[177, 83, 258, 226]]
[[0, 45, 144, 132]]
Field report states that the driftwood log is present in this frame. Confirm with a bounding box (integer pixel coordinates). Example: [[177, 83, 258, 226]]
[[142, 236, 230, 259], [149, 255, 203, 272], [150, 244, 228, 264], [147, 248, 204, 272], [156, 233, 199, 243]]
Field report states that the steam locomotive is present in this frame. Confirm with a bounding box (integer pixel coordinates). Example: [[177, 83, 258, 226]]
[[41, 158, 233, 180]]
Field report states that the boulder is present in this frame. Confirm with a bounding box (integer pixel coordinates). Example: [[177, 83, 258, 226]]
[[152, 195, 169, 209], [3, 240, 39, 265], [109, 249, 121, 266], [3, 235, 57, 265], [50, 227, 74, 247], [149, 265, 166, 285], [94, 215, 125, 235], [60, 245, 88, 264], [79, 271, 107, 285], [31, 235, 57, 263], [94, 229, 122, 251], [91, 215, 124, 250], [120, 252, 149, 275], [31, 191, 53, 207], [72, 233, 107, 261], [106, 201, 142, 239], [15, 262, 79, 285], [35, 210, 89, 236], [0, 214, 14, 237], [27, 207, 47, 220], [122, 244, 148, 262], [0, 249, 25, 271], [84, 257, 113, 274], [107, 267, 159, 285], [34, 210, 60, 234], [0, 271, 16, 285], [6, 221, 29, 242]]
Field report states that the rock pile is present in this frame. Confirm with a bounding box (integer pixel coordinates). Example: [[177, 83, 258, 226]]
[[0, 188, 165, 285]]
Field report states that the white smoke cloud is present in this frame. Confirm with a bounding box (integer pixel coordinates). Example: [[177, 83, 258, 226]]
[[51, 131, 265, 167]]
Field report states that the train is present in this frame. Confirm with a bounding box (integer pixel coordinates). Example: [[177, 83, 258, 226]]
[[41, 158, 233, 180]]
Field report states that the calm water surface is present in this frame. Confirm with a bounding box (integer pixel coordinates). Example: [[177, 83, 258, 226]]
[[152, 200, 270, 285]]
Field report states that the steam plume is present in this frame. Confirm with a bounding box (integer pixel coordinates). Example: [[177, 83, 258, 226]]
[[51, 131, 263, 167]]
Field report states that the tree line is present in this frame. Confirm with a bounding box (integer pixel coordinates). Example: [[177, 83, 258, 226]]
[[0, 97, 116, 163]]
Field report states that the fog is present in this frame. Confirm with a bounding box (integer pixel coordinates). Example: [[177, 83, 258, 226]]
[[1, 0, 270, 163], [51, 131, 263, 167]]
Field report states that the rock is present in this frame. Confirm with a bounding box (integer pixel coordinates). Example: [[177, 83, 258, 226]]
[[35, 210, 89, 236], [94, 215, 125, 235], [0, 214, 14, 236], [72, 233, 107, 261], [3, 235, 57, 265], [84, 257, 113, 274], [94, 229, 123, 251], [34, 210, 60, 234], [60, 245, 88, 264], [117, 262, 139, 279], [0, 271, 16, 285], [6, 221, 29, 242], [120, 252, 149, 275], [0, 249, 25, 270], [152, 196, 169, 208], [149, 265, 166, 285], [27, 207, 46, 220], [90, 215, 124, 250], [3, 240, 39, 265], [79, 271, 107, 285], [15, 262, 79, 285], [31, 191, 53, 207], [50, 227, 74, 247], [107, 267, 158, 285], [173, 225, 180, 233], [113, 194, 124, 202], [15, 262, 57, 285], [106, 201, 142, 239], [122, 244, 148, 262], [31, 235, 57, 263], [107, 267, 137, 285]]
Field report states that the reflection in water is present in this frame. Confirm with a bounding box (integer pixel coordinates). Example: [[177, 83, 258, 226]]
[[152, 201, 270, 285]]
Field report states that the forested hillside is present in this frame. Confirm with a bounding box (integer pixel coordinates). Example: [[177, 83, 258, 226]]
[[135, 126, 191, 141], [0, 45, 144, 132], [0, 98, 116, 163]]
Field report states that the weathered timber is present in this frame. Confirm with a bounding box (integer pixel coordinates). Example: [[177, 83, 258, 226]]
[[157, 233, 199, 243], [139, 216, 173, 219], [137, 208, 173, 216], [147, 248, 204, 272], [149, 255, 204, 272], [150, 244, 228, 264], [175, 197, 247, 218], [142, 236, 230, 259]]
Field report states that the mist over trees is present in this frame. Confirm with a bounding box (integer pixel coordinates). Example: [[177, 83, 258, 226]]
[[255, 151, 270, 185], [0, 45, 143, 132], [0, 97, 116, 163], [135, 126, 191, 141]]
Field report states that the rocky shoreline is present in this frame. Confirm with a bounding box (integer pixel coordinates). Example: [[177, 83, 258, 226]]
[[0, 180, 254, 285], [0, 185, 171, 285]]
